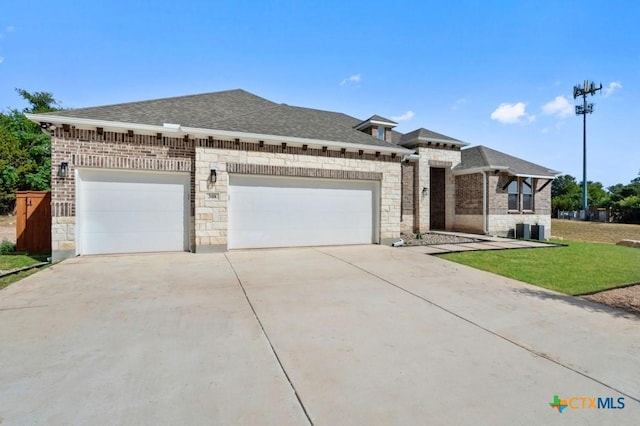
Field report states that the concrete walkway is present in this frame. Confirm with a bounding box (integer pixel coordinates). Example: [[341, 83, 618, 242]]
[[407, 231, 560, 254], [1, 247, 638, 425]]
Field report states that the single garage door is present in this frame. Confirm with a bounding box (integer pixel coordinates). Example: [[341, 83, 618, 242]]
[[77, 169, 189, 255], [228, 175, 379, 249]]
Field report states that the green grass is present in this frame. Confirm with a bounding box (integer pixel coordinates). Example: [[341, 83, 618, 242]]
[[0, 254, 50, 291], [0, 267, 48, 290], [438, 240, 640, 295], [0, 254, 48, 271]]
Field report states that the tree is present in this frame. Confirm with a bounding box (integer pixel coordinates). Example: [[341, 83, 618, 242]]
[[0, 89, 60, 213], [0, 126, 32, 213], [14, 89, 60, 113], [551, 174, 581, 212], [587, 181, 610, 207]]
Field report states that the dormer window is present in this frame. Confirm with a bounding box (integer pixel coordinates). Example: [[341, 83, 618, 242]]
[[353, 115, 397, 142]]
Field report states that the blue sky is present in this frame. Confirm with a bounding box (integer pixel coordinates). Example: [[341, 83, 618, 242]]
[[1, 0, 637, 187]]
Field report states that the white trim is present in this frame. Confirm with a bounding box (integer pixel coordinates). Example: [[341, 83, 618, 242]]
[[180, 125, 412, 154], [413, 136, 468, 146], [452, 166, 509, 175], [353, 119, 397, 131], [26, 113, 412, 155], [368, 119, 397, 126], [452, 166, 556, 179]]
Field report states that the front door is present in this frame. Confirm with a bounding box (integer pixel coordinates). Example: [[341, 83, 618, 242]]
[[429, 167, 446, 230]]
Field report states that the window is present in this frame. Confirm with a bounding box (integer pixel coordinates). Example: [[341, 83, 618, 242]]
[[522, 177, 533, 210], [377, 126, 385, 140], [508, 177, 534, 211], [508, 180, 519, 210]]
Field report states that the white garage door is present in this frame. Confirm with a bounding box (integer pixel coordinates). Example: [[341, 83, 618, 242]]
[[77, 169, 189, 255], [228, 175, 379, 249]]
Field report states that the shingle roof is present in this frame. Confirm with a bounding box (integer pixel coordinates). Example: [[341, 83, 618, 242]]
[[49, 89, 278, 128], [44, 89, 399, 148], [455, 145, 559, 177], [399, 128, 467, 147]]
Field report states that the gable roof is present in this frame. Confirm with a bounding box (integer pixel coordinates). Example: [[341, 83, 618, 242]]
[[454, 145, 559, 178], [399, 128, 467, 148], [33, 89, 408, 151], [353, 114, 398, 130]]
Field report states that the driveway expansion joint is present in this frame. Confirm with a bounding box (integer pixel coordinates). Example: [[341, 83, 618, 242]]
[[223, 253, 314, 425]]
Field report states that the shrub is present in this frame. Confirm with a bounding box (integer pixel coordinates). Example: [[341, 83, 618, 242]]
[[0, 239, 16, 255]]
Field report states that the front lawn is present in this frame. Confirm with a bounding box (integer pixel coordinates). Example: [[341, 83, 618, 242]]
[[0, 254, 48, 271], [438, 240, 640, 295], [0, 254, 50, 291]]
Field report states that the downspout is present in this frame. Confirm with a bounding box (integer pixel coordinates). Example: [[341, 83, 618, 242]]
[[482, 171, 488, 234]]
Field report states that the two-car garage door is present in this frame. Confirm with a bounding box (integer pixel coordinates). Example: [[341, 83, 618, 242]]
[[77, 169, 189, 255], [228, 175, 379, 249]]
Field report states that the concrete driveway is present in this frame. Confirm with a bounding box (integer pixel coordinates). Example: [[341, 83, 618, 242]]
[[1, 246, 638, 425]]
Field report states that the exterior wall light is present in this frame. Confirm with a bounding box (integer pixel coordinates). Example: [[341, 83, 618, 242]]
[[209, 169, 217, 184], [58, 162, 69, 178]]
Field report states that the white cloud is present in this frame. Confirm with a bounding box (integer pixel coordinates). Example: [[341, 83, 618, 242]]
[[542, 95, 573, 118], [0, 56, 4, 64], [451, 98, 468, 111], [490, 102, 534, 124], [391, 110, 415, 121], [603, 81, 622, 97], [340, 73, 361, 86]]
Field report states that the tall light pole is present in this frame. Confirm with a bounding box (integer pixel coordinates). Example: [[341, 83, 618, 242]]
[[573, 80, 602, 217]]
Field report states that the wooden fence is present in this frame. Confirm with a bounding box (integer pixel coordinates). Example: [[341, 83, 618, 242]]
[[16, 191, 51, 254]]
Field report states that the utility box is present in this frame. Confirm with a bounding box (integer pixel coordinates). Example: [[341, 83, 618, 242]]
[[515, 223, 530, 240], [531, 224, 545, 241]]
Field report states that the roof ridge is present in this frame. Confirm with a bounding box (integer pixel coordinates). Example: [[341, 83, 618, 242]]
[[50, 89, 273, 115], [476, 145, 491, 167]]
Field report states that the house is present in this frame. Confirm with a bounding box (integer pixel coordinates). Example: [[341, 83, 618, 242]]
[[25, 89, 558, 262]]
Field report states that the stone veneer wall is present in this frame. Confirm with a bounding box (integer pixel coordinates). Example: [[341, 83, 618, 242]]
[[195, 144, 402, 250], [415, 146, 462, 232]]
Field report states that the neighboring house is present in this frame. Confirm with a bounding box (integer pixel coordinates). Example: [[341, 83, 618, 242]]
[[26, 89, 558, 261]]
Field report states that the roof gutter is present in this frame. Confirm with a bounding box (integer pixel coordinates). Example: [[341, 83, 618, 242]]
[[401, 136, 469, 148], [25, 113, 413, 155]]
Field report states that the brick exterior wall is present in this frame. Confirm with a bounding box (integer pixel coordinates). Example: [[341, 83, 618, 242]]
[[50, 127, 402, 259], [227, 163, 382, 181], [400, 162, 415, 231], [50, 128, 196, 260], [452, 171, 553, 238], [455, 174, 483, 215]]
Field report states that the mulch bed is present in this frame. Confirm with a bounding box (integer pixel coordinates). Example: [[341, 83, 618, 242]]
[[581, 284, 640, 317], [399, 232, 481, 246]]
